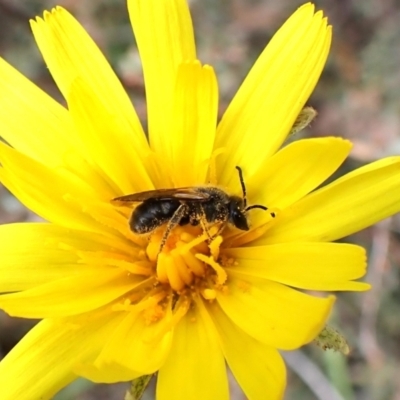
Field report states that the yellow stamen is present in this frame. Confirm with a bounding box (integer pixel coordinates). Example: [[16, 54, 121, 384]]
[[165, 252, 186, 291], [180, 248, 205, 276], [149, 296, 191, 343], [196, 253, 227, 285], [202, 288, 217, 300], [143, 303, 165, 324], [177, 232, 209, 254], [209, 235, 223, 260], [156, 252, 169, 283], [171, 249, 194, 286], [179, 231, 196, 242], [146, 239, 161, 262], [112, 287, 166, 312], [141, 220, 229, 304], [180, 231, 208, 253], [138, 250, 148, 260]]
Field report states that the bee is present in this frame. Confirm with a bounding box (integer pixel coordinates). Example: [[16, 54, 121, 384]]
[[112, 166, 273, 252]]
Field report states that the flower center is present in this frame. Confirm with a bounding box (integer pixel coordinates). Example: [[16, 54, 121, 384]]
[[106, 221, 233, 329], [146, 225, 228, 297]]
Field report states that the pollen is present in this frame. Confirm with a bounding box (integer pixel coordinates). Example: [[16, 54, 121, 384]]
[[146, 225, 228, 298]]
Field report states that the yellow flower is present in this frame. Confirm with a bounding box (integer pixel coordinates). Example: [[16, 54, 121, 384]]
[[0, 1, 399, 399]]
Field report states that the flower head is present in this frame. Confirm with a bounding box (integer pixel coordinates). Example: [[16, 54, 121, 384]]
[[0, 1, 400, 399]]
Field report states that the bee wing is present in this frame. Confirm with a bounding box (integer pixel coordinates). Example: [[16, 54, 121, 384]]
[[111, 187, 210, 205]]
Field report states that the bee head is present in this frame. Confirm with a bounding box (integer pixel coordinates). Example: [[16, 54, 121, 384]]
[[228, 166, 271, 231], [228, 196, 249, 230]]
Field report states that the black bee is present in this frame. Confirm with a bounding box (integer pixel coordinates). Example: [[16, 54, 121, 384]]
[[112, 166, 272, 251]]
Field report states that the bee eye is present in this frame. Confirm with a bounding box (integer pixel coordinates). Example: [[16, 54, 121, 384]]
[[231, 210, 249, 230], [229, 200, 249, 231]]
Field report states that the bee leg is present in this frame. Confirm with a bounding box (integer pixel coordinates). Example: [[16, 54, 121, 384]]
[[208, 222, 227, 241], [199, 214, 212, 241], [196, 205, 214, 242], [159, 204, 188, 254], [196, 205, 227, 242]]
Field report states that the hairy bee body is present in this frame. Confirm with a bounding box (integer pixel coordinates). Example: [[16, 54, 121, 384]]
[[112, 167, 271, 251], [128, 187, 247, 234], [131, 198, 181, 234]]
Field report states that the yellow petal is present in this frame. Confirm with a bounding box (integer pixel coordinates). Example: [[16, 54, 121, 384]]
[[95, 309, 172, 374], [241, 138, 351, 227], [68, 78, 154, 194], [30, 8, 156, 180], [0, 269, 142, 318], [157, 303, 229, 400], [257, 156, 400, 244], [0, 313, 123, 400], [224, 243, 369, 292], [128, 0, 196, 156], [216, 4, 331, 186], [0, 60, 129, 197], [0, 223, 114, 292], [74, 361, 142, 383], [168, 61, 218, 186], [0, 320, 75, 400], [217, 274, 334, 349], [0, 142, 122, 234], [0, 58, 84, 167], [0, 58, 145, 200], [209, 302, 286, 400]]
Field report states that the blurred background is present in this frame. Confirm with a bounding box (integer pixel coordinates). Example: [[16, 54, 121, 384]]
[[0, 0, 400, 399]]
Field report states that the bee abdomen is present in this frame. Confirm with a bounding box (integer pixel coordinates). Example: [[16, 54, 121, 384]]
[[130, 200, 180, 234]]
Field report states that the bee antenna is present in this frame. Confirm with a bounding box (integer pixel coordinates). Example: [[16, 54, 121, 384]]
[[245, 204, 268, 212], [236, 166, 276, 218], [246, 204, 276, 218], [235, 166, 247, 208]]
